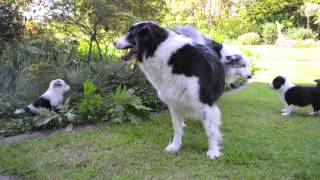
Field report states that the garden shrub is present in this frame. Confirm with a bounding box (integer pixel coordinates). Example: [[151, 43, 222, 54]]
[[261, 23, 278, 44], [238, 32, 261, 45], [78, 80, 103, 122], [212, 17, 259, 40], [108, 86, 151, 124], [285, 28, 317, 40], [33, 98, 76, 128]]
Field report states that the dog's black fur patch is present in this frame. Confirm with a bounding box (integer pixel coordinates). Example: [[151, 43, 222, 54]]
[[285, 86, 320, 111], [272, 76, 286, 89], [30, 97, 51, 114], [168, 44, 225, 105], [205, 39, 223, 58], [32, 97, 52, 109], [23, 97, 52, 115]]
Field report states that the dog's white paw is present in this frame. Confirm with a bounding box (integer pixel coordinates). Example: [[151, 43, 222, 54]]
[[281, 112, 290, 116], [206, 150, 221, 160], [281, 109, 286, 113], [164, 143, 181, 152]]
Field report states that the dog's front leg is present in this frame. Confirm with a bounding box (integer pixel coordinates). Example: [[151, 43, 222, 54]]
[[202, 104, 222, 160], [165, 107, 184, 152], [281, 103, 292, 116]]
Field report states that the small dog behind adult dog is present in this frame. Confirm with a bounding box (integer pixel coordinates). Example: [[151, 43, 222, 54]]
[[14, 79, 70, 115], [269, 76, 320, 116]]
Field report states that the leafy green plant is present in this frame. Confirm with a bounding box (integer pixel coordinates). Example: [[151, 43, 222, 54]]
[[285, 28, 317, 40], [262, 22, 278, 44], [238, 32, 261, 45], [34, 98, 76, 128], [108, 86, 151, 124], [78, 80, 103, 121]]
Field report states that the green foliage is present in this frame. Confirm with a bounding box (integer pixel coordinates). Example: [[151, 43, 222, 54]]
[[34, 98, 76, 128], [262, 23, 278, 44], [211, 17, 259, 40], [78, 80, 103, 121], [0, 98, 75, 137], [240, 47, 261, 74], [285, 28, 317, 40], [109, 86, 151, 124], [48, 0, 167, 62], [238, 32, 261, 45], [242, 0, 305, 28], [0, 3, 24, 53]]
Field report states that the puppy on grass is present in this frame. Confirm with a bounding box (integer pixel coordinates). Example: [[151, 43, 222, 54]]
[[14, 79, 70, 115], [269, 76, 320, 116]]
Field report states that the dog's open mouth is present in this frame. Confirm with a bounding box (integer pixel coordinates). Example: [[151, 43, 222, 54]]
[[121, 47, 137, 61]]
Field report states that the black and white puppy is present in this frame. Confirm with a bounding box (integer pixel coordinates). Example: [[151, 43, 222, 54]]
[[174, 26, 252, 84], [14, 79, 70, 115], [269, 76, 320, 116], [115, 22, 225, 159]]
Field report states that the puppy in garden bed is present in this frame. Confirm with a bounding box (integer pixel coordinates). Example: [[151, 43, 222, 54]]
[[269, 76, 320, 116], [14, 79, 70, 115]]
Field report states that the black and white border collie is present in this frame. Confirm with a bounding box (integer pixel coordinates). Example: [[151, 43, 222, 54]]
[[174, 26, 252, 84], [14, 79, 70, 115], [115, 22, 225, 159], [269, 76, 320, 116]]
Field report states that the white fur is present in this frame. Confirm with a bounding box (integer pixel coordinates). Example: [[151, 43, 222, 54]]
[[114, 37, 132, 49], [42, 79, 70, 106], [127, 31, 223, 159], [220, 44, 252, 84]]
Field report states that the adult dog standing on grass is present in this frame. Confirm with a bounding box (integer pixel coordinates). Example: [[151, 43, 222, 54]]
[[114, 22, 225, 159]]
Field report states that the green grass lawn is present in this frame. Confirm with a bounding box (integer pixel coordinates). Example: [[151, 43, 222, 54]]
[[1, 46, 320, 179]]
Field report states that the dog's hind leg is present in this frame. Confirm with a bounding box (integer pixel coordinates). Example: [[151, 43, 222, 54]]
[[202, 104, 222, 160], [165, 107, 184, 152]]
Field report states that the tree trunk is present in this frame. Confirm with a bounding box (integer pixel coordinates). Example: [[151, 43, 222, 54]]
[[307, 16, 310, 29], [87, 36, 93, 64], [95, 39, 103, 62]]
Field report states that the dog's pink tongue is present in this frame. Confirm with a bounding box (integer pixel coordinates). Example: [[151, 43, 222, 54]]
[[121, 48, 136, 61]]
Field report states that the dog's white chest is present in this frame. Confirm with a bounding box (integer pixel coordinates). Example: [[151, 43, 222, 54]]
[[140, 59, 201, 116]]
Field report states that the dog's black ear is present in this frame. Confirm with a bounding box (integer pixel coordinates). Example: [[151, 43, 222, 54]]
[[136, 27, 152, 48], [135, 24, 168, 62], [136, 27, 152, 61]]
